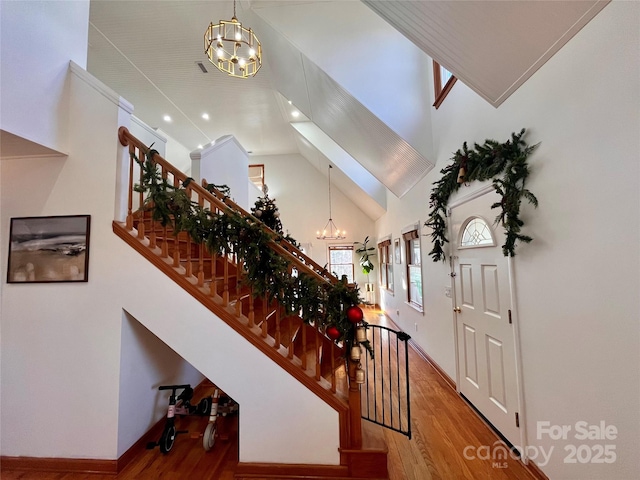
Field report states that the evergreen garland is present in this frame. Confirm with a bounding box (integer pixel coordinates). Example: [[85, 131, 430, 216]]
[[133, 149, 362, 345], [425, 129, 539, 262]]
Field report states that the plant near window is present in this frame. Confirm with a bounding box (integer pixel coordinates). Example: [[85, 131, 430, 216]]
[[353, 236, 376, 275], [133, 148, 364, 347], [425, 129, 539, 262]]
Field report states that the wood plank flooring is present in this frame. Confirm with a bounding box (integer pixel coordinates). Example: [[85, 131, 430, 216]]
[[1, 308, 541, 480], [367, 309, 539, 480]]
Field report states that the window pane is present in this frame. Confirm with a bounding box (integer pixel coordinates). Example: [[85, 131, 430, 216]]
[[461, 217, 494, 247], [329, 247, 353, 284], [332, 264, 353, 284], [440, 66, 453, 89], [411, 238, 421, 265], [330, 249, 352, 264], [408, 265, 422, 307]]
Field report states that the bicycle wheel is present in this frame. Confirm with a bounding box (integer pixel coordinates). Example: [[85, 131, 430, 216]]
[[202, 422, 216, 451], [159, 424, 177, 454], [197, 397, 212, 416]]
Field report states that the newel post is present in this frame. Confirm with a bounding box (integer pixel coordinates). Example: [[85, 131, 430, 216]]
[[348, 358, 363, 449]]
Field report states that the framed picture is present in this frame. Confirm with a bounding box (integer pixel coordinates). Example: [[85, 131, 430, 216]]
[[7, 215, 91, 283], [394, 238, 401, 264]]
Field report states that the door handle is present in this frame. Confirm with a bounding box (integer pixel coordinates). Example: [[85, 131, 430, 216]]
[[453, 307, 461, 313]]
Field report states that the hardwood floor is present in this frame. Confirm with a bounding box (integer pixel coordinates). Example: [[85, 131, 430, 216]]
[[368, 310, 540, 480], [1, 308, 542, 480]]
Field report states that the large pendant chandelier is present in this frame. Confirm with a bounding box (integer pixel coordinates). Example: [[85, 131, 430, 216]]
[[316, 165, 346, 240], [204, 0, 262, 78]]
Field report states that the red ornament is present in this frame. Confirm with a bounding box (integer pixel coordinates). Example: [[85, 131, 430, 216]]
[[326, 325, 341, 340], [346, 305, 364, 324]]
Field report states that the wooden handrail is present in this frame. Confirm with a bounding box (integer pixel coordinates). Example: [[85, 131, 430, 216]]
[[116, 126, 367, 452], [120, 126, 335, 286], [203, 181, 337, 285]]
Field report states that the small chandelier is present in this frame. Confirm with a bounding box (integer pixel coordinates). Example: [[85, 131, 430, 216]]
[[204, 0, 262, 78], [317, 165, 346, 240]]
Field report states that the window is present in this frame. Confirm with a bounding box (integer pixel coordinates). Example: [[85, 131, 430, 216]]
[[433, 61, 457, 109], [248, 164, 264, 190], [460, 217, 495, 248], [403, 230, 423, 311], [378, 239, 393, 292], [329, 246, 354, 284]]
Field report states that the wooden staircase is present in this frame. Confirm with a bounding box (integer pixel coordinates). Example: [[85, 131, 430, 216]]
[[114, 127, 388, 479], [134, 218, 347, 391]]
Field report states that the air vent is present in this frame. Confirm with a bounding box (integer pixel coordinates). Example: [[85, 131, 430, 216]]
[[197, 62, 208, 73]]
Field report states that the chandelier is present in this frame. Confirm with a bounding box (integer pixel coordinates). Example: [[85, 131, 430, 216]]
[[316, 165, 346, 240], [204, 0, 262, 78]]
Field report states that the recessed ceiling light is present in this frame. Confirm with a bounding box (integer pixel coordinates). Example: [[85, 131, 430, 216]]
[[288, 100, 292, 105], [198, 144, 203, 149], [291, 110, 300, 118], [202, 113, 209, 120], [163, 115, 171, 122]]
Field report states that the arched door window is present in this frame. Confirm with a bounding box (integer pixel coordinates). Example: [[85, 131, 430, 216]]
[[459, 217, 495, 248]]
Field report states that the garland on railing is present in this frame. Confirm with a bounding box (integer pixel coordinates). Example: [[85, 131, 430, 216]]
[[133, 149, 363, 345], [425, 129, 539, 262]]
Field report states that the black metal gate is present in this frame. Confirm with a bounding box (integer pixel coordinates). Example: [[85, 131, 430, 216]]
[[360, 323, 411, 438]]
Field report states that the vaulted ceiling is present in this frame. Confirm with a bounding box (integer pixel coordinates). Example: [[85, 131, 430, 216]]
[[87, 0, 609, 219]]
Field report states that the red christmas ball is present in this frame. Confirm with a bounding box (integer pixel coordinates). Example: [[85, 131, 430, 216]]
[[326, 325, 341, 340], [346, 305, 364, 324]]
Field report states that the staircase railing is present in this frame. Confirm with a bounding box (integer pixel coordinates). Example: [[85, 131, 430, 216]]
[[114, 126, 364, 450]]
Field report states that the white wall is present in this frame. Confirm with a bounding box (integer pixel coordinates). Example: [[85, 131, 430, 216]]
[[1, 64, 341, 465], [157, 128, 192, 176], [117, 311, 204, 457], [376, 2, 640, 479], [118, 244, 340, 464], [251, 153, 377, 289], [1, 66, 130, 459], [0, 0, 90, 154], [130, 116, 167, 158], [192, 136, 250, 210]]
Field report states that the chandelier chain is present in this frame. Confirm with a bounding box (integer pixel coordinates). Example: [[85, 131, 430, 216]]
[[316, 164, 345, 240], [328, 165, 333, 220]]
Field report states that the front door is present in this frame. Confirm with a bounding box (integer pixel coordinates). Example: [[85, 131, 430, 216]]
[[450, 190, 521, 448]]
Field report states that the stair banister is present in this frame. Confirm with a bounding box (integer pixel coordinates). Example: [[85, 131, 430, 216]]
[[121, 128, 332, 287], [202, 179, 337, 285], [116, 126, 372, 455]]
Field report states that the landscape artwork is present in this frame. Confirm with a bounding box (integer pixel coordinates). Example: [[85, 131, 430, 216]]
[[7, 215, 91, 283]]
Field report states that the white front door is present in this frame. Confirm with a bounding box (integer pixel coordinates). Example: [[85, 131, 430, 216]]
[[450, 190, 522, 448]]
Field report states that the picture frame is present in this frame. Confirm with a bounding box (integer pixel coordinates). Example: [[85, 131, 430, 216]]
[[7, 215, 91, 283], [394, 238, 401, 264]]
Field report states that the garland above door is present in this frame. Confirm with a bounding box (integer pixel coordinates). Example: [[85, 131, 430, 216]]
[[425, 129, 539, 262]]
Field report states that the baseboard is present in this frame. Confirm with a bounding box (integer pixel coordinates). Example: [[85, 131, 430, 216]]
[[526, 459, 550, 480], [1, 378, 213, 476], [405, 338, 547, 480], [0, 456, 117, 474], [1, 404, 168, 475], [234, 462, 350, 479], [116, 414, 166, 472], [407, 338, 456, 390], [117, 376, 212, 472], [375, 311, 456, 391]]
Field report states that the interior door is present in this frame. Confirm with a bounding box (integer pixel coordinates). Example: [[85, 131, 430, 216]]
[[450, 190, 521, 447]]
